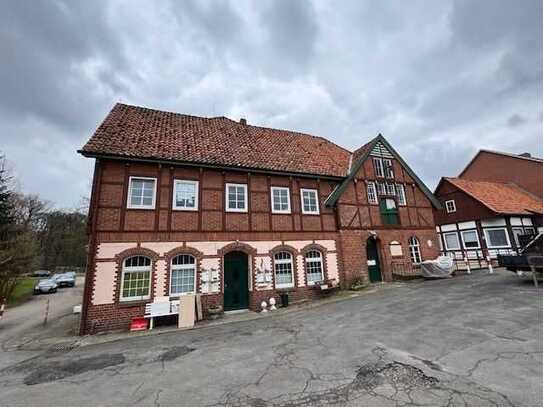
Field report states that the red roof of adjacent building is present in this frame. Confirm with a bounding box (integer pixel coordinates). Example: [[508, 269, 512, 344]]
[[80, 103, 352, 178], [445, 178, 543, 215]]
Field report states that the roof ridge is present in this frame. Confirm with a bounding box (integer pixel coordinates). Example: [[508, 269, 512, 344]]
[[480, 149, 543, 163]]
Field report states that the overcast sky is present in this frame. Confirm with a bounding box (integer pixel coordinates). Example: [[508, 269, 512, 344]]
[[1, 0, 542, 209]]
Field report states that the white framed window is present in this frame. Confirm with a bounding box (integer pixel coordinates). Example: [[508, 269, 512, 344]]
[[376, 182, 386, 195], [173, 180, 199, 211], [461, 230, 480, 249], [120, 256, 152, 301], [373, 158, 384, 178], [445, 200, 456, 213], [225, 183, 248, 212], [443, 232, 461, 250], [385, 183, 396, 196], [305, 250, 324, 284], [408, 236, 422, 264], [367, 182, 378, 204], [512, 227, 524, 247], [127, 176, 157, 209], [301, 188, 319, 215], [274, 251, 294, 289], [270, 186, 291, 214], [484, 228, 511, 248], [396, 184, 407, 206], [384, 159, 394, 178], [170, 254, 196, 296]]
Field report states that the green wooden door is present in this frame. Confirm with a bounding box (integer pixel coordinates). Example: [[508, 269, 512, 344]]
[[366, 238, 382, 283], [223, 251, 249, 311]]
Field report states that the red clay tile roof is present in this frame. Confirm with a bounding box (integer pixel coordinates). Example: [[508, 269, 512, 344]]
[[80, 103, 352, 178], [445, 178, 543, 215]]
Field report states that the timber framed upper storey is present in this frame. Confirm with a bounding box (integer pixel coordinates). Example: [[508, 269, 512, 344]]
[[79, 103, 441, 334]]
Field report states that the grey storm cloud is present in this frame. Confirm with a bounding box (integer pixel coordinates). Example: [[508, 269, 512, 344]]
[[1, 0, 543, 208]]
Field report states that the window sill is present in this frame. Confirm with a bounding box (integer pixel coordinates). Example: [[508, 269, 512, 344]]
[[172, 207, 198, 212], [301, 212, 320, 216], [118, 299, 150, 307]]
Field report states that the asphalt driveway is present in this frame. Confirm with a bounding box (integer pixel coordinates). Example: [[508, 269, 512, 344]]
[[1, 269, 542, 406]]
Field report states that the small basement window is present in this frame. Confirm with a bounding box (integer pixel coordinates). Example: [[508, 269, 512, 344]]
[[445, 200, 456, 213]]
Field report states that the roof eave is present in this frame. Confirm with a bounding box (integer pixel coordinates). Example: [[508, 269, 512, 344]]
[[78, 150, 346, 181]]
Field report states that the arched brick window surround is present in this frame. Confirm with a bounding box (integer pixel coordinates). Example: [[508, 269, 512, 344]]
[[270, 245, 299, 291], [301, 243, 329, 286], [113, 247, 160, 304], [164, 246, 204, 297]]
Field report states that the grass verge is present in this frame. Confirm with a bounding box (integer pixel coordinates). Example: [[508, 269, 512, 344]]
[[8, 277, 39, 306]]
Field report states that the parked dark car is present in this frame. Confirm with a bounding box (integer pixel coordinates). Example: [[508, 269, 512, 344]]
[[32, 270, 51, 277], [52, 272, 76, 288], [33, 279, 58, 294]]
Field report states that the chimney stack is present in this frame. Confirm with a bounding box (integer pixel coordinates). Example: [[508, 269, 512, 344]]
[[240, 118, 247, 125]]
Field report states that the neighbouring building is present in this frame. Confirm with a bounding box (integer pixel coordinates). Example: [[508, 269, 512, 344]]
[[78, 103, 441, 334], [434, 150, 543, 268]]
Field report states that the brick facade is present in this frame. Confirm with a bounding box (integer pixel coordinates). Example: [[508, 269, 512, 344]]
[[80, 155, 439, 334]]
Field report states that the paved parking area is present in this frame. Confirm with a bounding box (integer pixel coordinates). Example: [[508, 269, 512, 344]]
[[1, 269, 542, 406]]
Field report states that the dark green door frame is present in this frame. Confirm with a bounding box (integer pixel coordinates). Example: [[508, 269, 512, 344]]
[[223, 251, 249, 311], [366, 237, 382, 283]]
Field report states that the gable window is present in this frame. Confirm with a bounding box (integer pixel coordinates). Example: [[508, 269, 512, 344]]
[[408, 236, 422, 264], [271, 186, 291, 214], [384, 159, 394, 178], [128, 177, 156, 209], [225, 183, 248, 212], [396, 184, 407, 206], [274, 251, 294, 289], [301, 188, 319, 214], [379, 198, 398, 225], [484, 228, 510, 248], [443, 232, 460, 250], [385, 183, 396, 196], [367, 182, 378, 204], [305, 250, 324, 284], [373, 158, 384, 178], [461, 230, 480, 249], [170, 254, 196, 296], [121, 256, 152, 301], [173, 180, 198, 210], [445, 200, 456, 213]]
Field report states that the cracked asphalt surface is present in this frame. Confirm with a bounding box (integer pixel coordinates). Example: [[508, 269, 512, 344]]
[[1, 269, 543, 406]]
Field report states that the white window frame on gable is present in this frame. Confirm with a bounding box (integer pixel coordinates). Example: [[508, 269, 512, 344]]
[[300, 188, 320, 215], [172, 180, 199, 211], [366, 182, 378, 204], [373, 158, 384, 178], [376, 182, 386, 196], [127, 176, 157, 210], [225, 183, 248, 213], [384, 159, 394, 178], [270, 186, 291, 214], [445, 200, 456, 213], [396, 184, 407, 206]]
